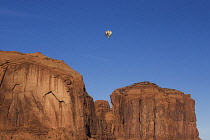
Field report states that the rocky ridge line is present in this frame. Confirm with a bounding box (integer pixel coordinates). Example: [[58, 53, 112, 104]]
[[0, 51, 200, 140]]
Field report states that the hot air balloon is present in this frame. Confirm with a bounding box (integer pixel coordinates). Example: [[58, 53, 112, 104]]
[[105, 30, 112, 38]]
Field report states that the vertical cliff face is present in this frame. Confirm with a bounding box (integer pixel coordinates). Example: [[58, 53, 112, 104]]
[[0, 51, 200, 140], [110, 82, 200, 140], [94, 100, 114, 139], [0, 51, 96, 139]]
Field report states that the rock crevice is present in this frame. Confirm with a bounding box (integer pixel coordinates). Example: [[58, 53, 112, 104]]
[[0, 66, 8, 87]]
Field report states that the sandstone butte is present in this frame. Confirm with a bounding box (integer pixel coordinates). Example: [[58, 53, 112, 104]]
[[0, 51, 200, 140]]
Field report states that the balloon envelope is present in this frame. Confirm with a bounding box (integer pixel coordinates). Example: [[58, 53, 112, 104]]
[[105, 30, 112, 38]]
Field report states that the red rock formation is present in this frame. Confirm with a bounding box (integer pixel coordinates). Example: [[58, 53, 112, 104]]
[[0, 51, 96, 139], [0, 51, 200, 140], [110, 82, 200, 140], [94, 100, 114, 139]]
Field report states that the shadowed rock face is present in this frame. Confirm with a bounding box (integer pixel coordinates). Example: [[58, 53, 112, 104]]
[[0, 51, 200, 140], [94, 100, 114, 139]]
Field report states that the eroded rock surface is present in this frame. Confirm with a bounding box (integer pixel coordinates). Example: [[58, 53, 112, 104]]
[[0, 51, 96, 139], [0, 51, 200, 140], [94, 100, 114, 139], [110, 82, 200, 140]]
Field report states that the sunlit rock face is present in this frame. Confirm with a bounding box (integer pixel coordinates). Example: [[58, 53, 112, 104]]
[[0, 51, 200, 140], [110, 82, 200, 140], [0, 51, 96, 139]]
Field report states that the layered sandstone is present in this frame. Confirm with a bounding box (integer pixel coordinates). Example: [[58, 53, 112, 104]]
[[94, 100, 114, 139], [0, 51, 200, 140], [0, 51, 96, 139], [110, 82, 200, 140]]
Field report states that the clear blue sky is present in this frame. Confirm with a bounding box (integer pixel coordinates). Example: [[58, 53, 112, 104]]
[[1, 1, 210, 139]]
